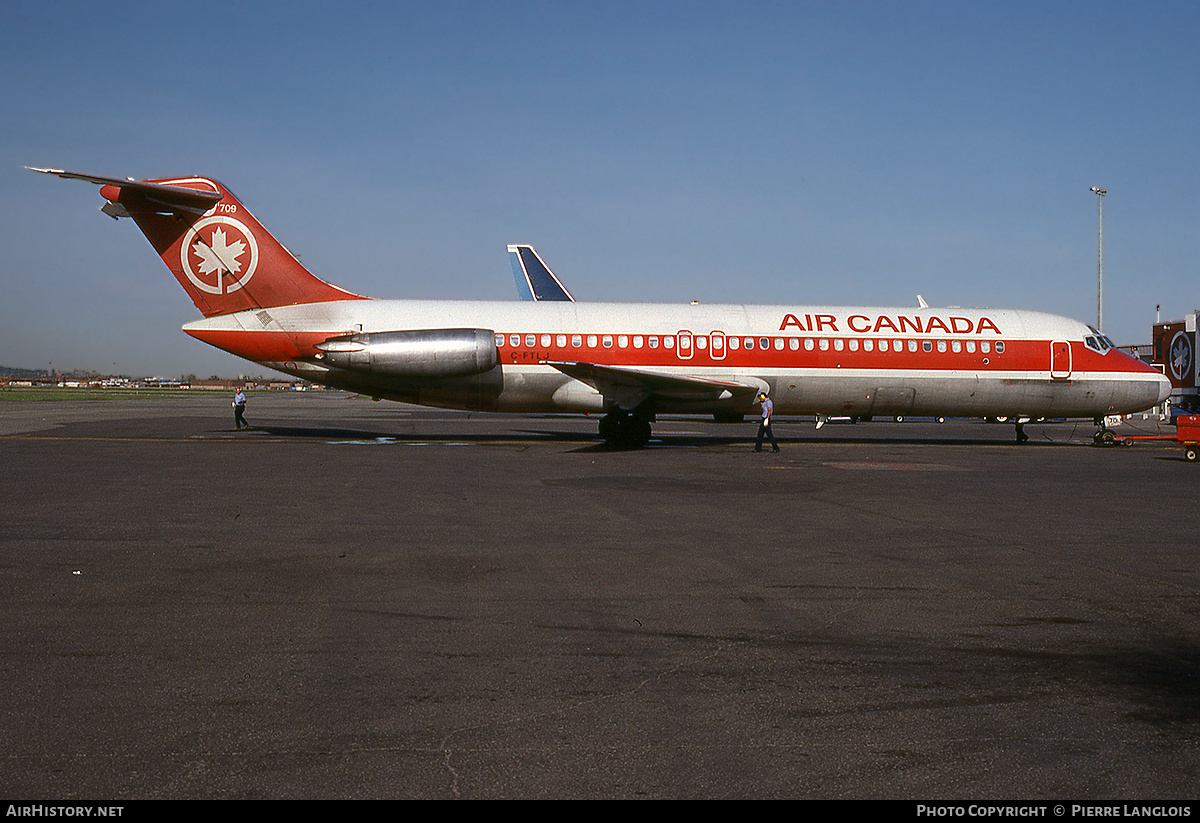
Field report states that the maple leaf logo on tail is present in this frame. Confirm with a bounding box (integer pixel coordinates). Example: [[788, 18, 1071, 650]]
[[180, 217, 260, 295], [193, 227, 247, 279]]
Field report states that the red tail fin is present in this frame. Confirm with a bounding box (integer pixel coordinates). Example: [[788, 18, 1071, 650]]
[[34, 170, 366, 317]]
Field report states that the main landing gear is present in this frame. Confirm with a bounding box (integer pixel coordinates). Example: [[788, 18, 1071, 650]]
[[598, 408, 654, 448], [1092, 417, 1118, 447]]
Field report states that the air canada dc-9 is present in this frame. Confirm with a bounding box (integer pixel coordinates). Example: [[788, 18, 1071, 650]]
[[32, 169, 1169, 447]]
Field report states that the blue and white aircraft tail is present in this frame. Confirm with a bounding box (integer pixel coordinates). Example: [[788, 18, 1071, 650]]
[[508, 244, 574, 302]]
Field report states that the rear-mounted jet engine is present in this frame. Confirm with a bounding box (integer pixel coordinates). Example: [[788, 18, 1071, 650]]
[[314, 328, 498, 377]]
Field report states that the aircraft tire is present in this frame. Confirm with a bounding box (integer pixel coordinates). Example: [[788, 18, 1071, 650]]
[[599, 412, 651, 448], [598, 413, 623, 444], [625, 418, 652, 448]]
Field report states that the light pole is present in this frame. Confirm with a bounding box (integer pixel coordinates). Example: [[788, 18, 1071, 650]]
[[1090, 187, 1106, 332]]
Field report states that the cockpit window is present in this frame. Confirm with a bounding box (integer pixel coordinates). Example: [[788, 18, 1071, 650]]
[[1084, 334, 1113, 354]]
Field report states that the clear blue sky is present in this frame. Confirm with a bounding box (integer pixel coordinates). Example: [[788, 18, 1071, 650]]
[[3, 1, 1197, 377]]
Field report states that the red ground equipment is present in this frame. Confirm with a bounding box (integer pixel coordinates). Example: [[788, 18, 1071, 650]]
[[1179, 415, 1200, 462], [1115, 414, 1200, 462]]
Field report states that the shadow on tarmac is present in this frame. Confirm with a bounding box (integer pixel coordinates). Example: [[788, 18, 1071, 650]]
[[249, 422, 1072, 451]]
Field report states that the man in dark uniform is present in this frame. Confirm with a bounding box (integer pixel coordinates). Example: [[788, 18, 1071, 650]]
[[754, 391, 779, 452]]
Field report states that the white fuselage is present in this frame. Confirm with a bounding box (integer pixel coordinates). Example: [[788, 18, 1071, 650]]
[[184, 299, 1170, 420]]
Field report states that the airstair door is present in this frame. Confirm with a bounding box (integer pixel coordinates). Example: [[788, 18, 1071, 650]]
[[1050, 340, 1072, 379]]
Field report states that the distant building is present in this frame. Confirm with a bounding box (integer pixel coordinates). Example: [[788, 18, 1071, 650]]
[[1151, 312, 1197, 414]]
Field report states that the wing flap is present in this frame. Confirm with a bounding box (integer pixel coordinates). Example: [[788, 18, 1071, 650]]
[[548, 361, 760, 410]]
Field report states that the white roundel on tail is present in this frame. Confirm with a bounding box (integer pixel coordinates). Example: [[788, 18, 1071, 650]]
[[180, 216, 260, 294], [1170, 331, 1192, 383]]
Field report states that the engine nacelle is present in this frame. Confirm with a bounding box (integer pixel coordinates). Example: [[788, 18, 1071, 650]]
[[314, 328, 498, 378]]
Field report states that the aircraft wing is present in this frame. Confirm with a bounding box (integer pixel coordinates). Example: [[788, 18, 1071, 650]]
[[547, 361, 760, 411], [508, 245, 574, 302], [26, 168, 222, 217]]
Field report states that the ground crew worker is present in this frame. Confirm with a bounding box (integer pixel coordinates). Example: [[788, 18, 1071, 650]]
[[754, 391, 779, 452], [233, 388, 248, 430]]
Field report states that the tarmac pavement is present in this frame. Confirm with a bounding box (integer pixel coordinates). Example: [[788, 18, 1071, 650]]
[[0, 392, 1196, 799]]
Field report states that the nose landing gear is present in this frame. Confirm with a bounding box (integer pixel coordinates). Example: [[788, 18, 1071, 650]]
[[1092, 417, 1117, 447]]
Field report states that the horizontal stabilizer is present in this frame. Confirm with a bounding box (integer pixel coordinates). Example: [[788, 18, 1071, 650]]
[[27, 168, 222, 216], [508, 245, 574, 302]]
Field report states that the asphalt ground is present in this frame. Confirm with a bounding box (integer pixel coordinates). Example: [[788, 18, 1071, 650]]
[[0, 392, 1197, 799]]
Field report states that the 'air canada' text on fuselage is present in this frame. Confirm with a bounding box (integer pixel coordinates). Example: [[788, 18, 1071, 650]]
[[780, 313, 1003, 335]]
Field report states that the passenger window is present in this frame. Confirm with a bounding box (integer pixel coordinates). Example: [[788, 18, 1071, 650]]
[[804, 339, 814, 351], [587, 335, 597, 347], [996, 341, 1005, 353], [760, 337, 770, 349], [696, 336, 707, 349], [981, 341, 991, 353], [510, 334, 520, 347], [819, 339, 830, 351], [966, 340, 976, 353], [937, 340, 946, 353], [541, 334, 551, 347], [774, 338, 784, 350], [951, 340, 961, 353], [572, 334, 582, 347], [849, 339, 859, 351], [679, 335, 692, 350], [602, 335, 613, 348], [664, 336, 674, 348], [863, 339, 874, 352], [908, 340, 918, 352], [526, 334, 536, 347], [923, 340, 932, 353], [789, 338, 800, 350], [744, 337, 754, 349], [495, 334, 504, 347], [649, 336, 659, 348], [556, 334, 566, 347], [618, 335, 628, 348], [633, 335, 643, 348], [834, 339, 844, 351], [728, 336, 739, 350]]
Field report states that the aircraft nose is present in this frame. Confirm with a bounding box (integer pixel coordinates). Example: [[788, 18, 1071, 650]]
[[1157, 373, 1172, 405]]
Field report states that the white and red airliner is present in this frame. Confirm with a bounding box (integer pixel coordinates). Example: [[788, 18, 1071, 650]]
[[34, 168, 1169, 446]]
